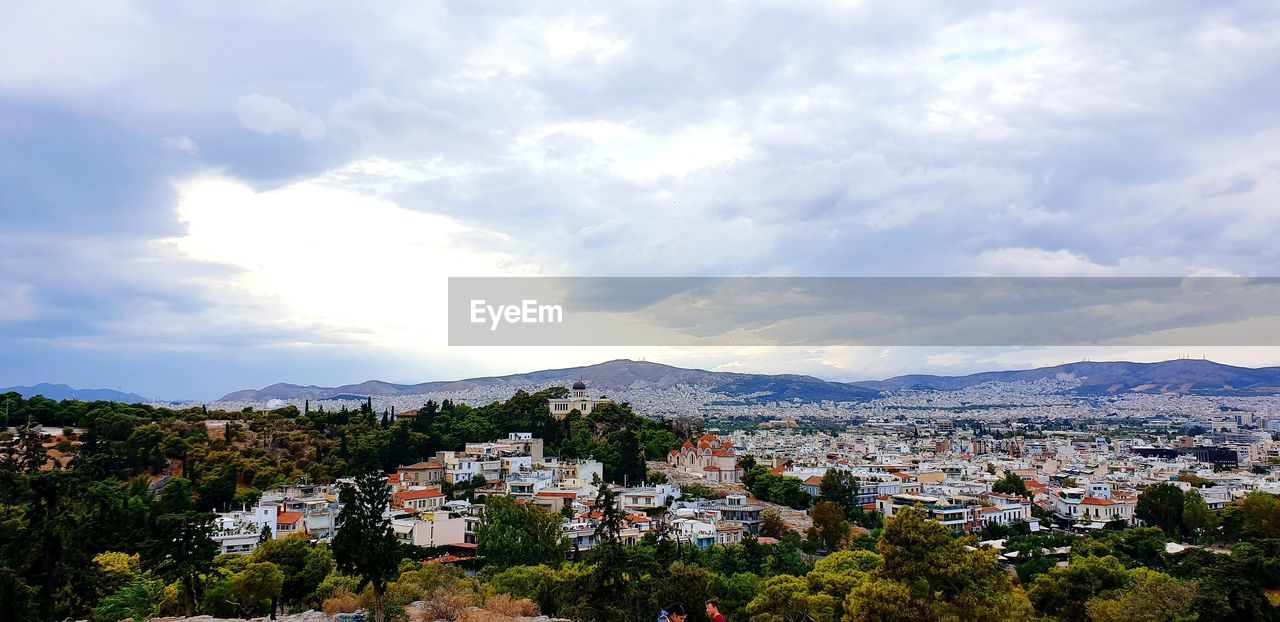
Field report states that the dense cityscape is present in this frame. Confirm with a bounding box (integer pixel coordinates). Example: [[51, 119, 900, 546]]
[[5, 365, 1280, 621]]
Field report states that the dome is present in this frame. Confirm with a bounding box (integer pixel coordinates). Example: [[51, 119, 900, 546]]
[[571, 380, 586, 390]]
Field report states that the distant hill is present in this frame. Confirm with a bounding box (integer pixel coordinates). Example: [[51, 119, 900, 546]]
[[220, 358, 1280, 404], [219, 359, 881, 403], [856, 359, 1280, 395], [0, 383, 147, 403]]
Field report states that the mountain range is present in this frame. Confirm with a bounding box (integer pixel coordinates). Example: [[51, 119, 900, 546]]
[[217, 358, 1280, 402], [0, 383, 148, 403]]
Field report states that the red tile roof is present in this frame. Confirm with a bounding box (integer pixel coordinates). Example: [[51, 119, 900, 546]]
[[277, 511, 303, 525]]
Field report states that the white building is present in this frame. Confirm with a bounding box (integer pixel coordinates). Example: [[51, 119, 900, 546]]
[[391, 510, 469, 548], [548, 381, 613, 420]]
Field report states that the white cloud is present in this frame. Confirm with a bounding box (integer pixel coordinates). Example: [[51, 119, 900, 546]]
[[234, 94, 326, 140], [162, 135, 200, 155], [164, 164, 537, 348], [0, 284, 38, 322], [0, 0, 149, 95]]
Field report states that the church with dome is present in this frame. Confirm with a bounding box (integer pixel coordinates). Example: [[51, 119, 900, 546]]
[[546, 380, 613, 420]]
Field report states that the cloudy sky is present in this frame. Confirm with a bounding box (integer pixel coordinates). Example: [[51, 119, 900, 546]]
[[2, 1, 1279, 399]]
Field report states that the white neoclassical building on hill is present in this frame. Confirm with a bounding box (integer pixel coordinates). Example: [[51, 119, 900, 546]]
[[547, 381, 613, 420]]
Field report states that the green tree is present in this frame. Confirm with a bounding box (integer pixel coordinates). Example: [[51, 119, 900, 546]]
[[745, 574, 837, 622], [992, 472, 1031, 499], [582, 479, 630, 619], [1135, 484, 1185, 538], [709, 572, 763, 622], [332, 469, 401, 622], [811, 501, 849, 552], [475, 495, 567, 568], [842, 578, 915, 622], [819, 470, 860, 514], [760, 507, 787, 538], [251, 532, 334, 611], [147, 478, 217, 616], [92, 578, 165, 622], [1027, 555, 1130, 622], [1180, 489, 1215, 542], [1240, 491, 1279, 539], [877, 506, 1030, 621], [229, 561, 284, 617], [12, 420, 47, 473], [1084, 568, 1196, 622]]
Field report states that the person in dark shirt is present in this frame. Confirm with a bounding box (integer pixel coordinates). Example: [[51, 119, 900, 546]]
[[706, 599, 725, 622], [660, 604, 687, 622]]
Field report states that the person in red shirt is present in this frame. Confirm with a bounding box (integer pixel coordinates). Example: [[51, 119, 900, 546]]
[[706, 599, 725, 622]]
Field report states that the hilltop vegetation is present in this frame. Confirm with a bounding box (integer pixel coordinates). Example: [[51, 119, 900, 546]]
[[0, 389, 678, 620]]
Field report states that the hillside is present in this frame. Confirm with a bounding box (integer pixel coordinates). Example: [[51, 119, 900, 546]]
[[0, 383, 147, 403], [856, 359, 1280, 395], [220, 358, 1280, 403], [219, 359, 879, 403]]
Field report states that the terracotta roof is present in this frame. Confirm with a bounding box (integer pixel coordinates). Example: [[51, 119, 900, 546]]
[[277, 511, 303, 524], [803, 476, 824, 485], [1081, 497, 1116, 506]]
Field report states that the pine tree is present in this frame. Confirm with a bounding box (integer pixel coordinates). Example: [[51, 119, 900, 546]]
[[585, 478, 629, 617], [17, 419, 46, 473], [332, 468, 399, 622]]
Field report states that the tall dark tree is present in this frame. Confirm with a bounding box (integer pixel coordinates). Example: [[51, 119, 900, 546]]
[[147, 478, 218, 616], [584, 478, 630, 619], [1136, 483, 1185, 538], [818, 469, 859, 513], [992, 472, 1031, 499], [332, 468, 399, 622]]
